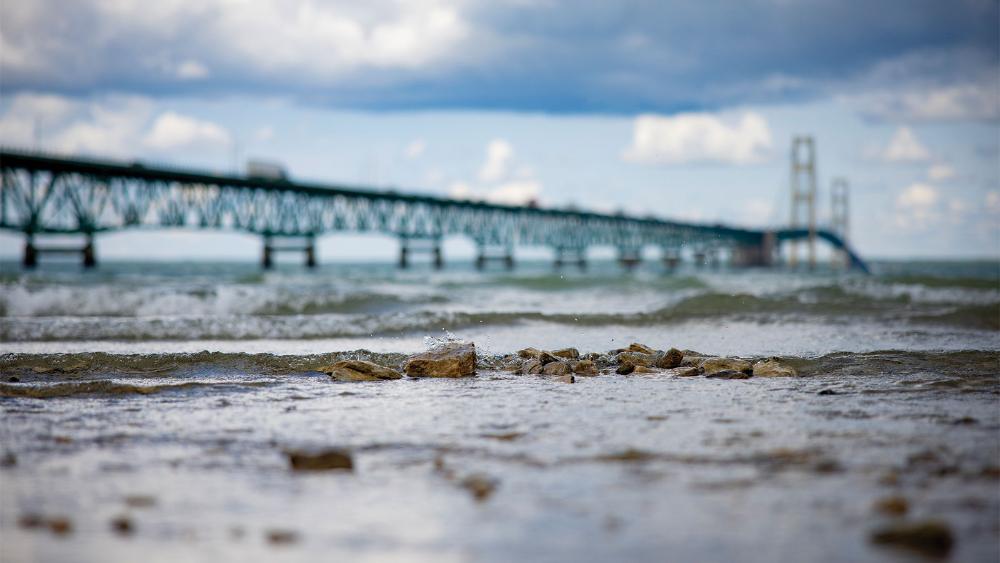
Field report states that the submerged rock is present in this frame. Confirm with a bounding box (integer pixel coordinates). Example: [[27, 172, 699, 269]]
[[320, 359, 402, 381], [654, 348, 684, 369], [701, 357, 752, 375], [404, 342, 476, 377], [551, 347, 580, 360], [572, 359, 598, 376], [664, 366, 701, 377], [460, 473, 498, 502], [267, 529, 299, 545], [542, 361, 572, 376], [753, 357, 797, 377], [616, 363, 635, 375], [631, 365, 658, 374], [287, 448, 353, 471], [705, 370, 752, 380], [627, 342, 656, 354], [873, 495, 909, 517], [870, 520, 954, 557], [558, 374, 575, 384], [110, 515, 134, 536]]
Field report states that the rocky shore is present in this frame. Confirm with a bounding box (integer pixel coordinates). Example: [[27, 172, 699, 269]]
[[319, 340, 797, 383]]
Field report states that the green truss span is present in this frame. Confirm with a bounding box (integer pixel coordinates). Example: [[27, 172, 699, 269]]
[[0, 149, 867, 271]]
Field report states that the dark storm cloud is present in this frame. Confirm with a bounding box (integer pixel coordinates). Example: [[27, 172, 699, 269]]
[[1, 0, 996, 114]]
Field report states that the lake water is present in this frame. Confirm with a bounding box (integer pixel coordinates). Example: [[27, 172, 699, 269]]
[[1, 259, 998, 562]]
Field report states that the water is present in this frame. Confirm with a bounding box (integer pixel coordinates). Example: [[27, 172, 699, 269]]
[[1, 259, 998, 562]]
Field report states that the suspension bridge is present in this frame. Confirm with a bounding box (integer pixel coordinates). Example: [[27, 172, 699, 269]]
[[0, 143, 868, 272]]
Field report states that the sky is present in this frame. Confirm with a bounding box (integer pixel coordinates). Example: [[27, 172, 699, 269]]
[[0, 0, 998, 260]]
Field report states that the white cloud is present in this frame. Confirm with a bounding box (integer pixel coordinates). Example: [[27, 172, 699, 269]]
[[253, 126, 274, 142], [622, 111, 773, 165], [449, 139, 541, 205], [478, 139, 514, 182], [986, 191, 1000, 214], [894, 182, 940, 229], [0, 93, 77, 146], [880, 127, 931, 163], [142, 111, 231, 150], [927, 163, 955, 181], [403, 138, 426, 159], [49, 97, 155, 156]]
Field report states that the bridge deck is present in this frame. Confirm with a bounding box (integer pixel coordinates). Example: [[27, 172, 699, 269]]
[[0, 149, 867, 271]]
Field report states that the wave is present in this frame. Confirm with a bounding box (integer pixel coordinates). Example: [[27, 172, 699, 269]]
[[1, 290, 995, 341]]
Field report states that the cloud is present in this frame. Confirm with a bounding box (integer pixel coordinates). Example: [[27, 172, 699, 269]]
[[894, 182, 941, 229], [478, 139, 514, 181], [927, 163, 955, 181], [1, 1, 996, 116], [449, 139, 541, 205], [880, 127, 931, 163], [142, 112, 231, 150], [403, 138, 426, 159], [622, 112, 773, 165]]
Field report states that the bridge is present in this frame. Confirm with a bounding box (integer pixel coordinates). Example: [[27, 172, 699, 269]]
[[0, 149, 868, 272]]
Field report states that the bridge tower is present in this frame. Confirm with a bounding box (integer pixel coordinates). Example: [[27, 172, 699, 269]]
[[830, 177, 850, 268], [789, 136, 817, 269]]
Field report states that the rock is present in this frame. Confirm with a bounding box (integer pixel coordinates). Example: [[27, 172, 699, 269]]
[[404, 342, 476, 377], [572, 360, 598, 376], [558, 374, 575, 384], [46, 517, 72, 535], [616, 363, 635, 375], [460, 473, 498, 502], [543, 361, 572, 376], [7, 376, 19, 383], [873, 496, 909, 517], [287, 448, 353, 471], [705, 370, 752, 380], [753, 357, 797, 377], [319, 359, 402, 381], [583, 352, 603, 362], [617, 352, 654, 367], [681, 355, 712, 367], [266, 529, 299, 545], [517, 347, 543, 359], [870, 520, 954, 557], [627, 342, 656, 354], [817, 388, 841, 395], [701, 357, 752, 375], [654, 348, 684, 369], [1, 452, 16, 467], [631, 366, 658, 374], [520, 359, 544, 375], [551, 347, 580, 360], [110, 515, 134, 536], [664, 366, 701, 377]]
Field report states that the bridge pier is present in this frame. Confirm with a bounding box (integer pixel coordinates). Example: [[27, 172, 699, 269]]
[[22, 233, 97, 269], [617, 247, 642, 271], [661, 249, 681, 272], [261, 235, 317, 269], [475, 245, 514, 271], [731, 234, 776, 267], [399, 237, 443, 270], [554, 247, 586, 271]]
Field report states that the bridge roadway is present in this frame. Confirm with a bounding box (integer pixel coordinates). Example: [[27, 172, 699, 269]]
[[0, 149, 868, 272]]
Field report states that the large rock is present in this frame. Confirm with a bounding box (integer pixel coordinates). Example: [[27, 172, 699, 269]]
[[654, 348, 684, 369], [551, 347, 580, 360], [404, 342, 476, 377], [870, 520, 954, 557], [701, 357, 752, 375], [664, 366, 701, 377], [572, 359, 598, 376], [627, 342, 656, 354], [520, 359, 544, 375], [319, 360, 402, 381], [542, 361, 572, 376], [617, 351, 654, 367], [753, 357, 797, 377]]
